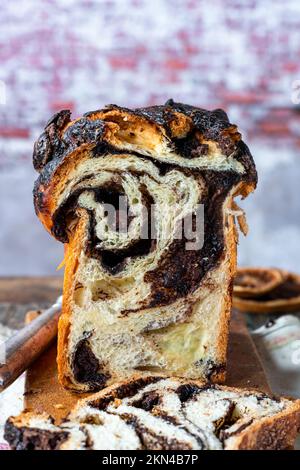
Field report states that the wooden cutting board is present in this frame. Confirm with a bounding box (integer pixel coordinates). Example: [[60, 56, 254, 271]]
[[24, 310, 270, 424]]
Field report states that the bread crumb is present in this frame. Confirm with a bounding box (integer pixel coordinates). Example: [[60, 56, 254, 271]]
[[113, 398, 122, 407], [54, 404, 65, 409]]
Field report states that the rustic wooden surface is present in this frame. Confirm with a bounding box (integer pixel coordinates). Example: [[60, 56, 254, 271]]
[[0, 277, 62, 329], [0, 277, 270, 424]]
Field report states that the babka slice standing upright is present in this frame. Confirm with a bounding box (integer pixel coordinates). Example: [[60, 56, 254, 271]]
[[33, 101, 257, 391]]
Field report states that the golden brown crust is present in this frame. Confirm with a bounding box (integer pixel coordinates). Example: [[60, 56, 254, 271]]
[[212, 194, 239, 383], [57, 214, 87, 390], [231, 404, 300, 450]]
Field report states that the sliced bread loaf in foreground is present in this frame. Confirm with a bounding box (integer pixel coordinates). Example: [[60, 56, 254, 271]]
[[5, 376, 300, 450]]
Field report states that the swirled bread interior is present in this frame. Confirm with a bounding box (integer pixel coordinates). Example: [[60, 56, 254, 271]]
[[5, 377, 300, 450], [33, 101, 257, 391]]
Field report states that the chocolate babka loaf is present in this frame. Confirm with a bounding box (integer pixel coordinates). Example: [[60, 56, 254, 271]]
[[33, 101, 257, 391], [5, 377, 300, 450]]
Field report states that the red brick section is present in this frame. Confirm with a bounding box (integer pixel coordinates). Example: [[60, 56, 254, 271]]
[[0, 0, 300, 169], [0, 128, 29, 139]]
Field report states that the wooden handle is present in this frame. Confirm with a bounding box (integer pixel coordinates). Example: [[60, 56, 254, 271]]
[[0, 296, 62, 392]]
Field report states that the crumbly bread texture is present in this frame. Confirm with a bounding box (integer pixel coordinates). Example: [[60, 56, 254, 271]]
[[5, 377, 300, 450], [33, 101, 257, 391]]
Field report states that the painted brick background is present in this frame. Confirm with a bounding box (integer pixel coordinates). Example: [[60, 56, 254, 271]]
[[0, 0, 300, 275]]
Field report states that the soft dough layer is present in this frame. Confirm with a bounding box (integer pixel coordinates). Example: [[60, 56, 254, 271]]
[[5, 377, 300, 450], [33, 101, 257, 391]]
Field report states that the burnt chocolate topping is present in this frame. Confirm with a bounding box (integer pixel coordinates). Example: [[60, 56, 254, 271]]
[[33, 101, 257, 190]]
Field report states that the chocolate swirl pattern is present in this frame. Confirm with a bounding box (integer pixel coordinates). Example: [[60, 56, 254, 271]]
[[33, 101, 257, 391], [5, 377, 300, 450]]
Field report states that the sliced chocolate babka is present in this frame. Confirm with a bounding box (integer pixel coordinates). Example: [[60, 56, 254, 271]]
[[5, 377, 300, 450], [33, 101, 257, 391]]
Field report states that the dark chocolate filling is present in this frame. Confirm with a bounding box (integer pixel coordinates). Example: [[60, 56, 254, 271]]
[[144, 170, 240, 307], [117, 413, 195, 450], [52, 152, 240, 308], [52, 181, 127, 242], [219, 418, 254, 443], [52, 175, 157, 274], [4, 421, 69, 450], [85, 183, 156, 274], [72, 339, 110, 390], [194, 358, 226, 381], [89, 376, 163, 410], [176, 383, 203, 402], [131, 391, 160, 411]]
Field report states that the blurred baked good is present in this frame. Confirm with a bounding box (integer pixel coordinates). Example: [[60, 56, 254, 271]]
[[234, 267, 285, 298], [234, 268, 300, 313]]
